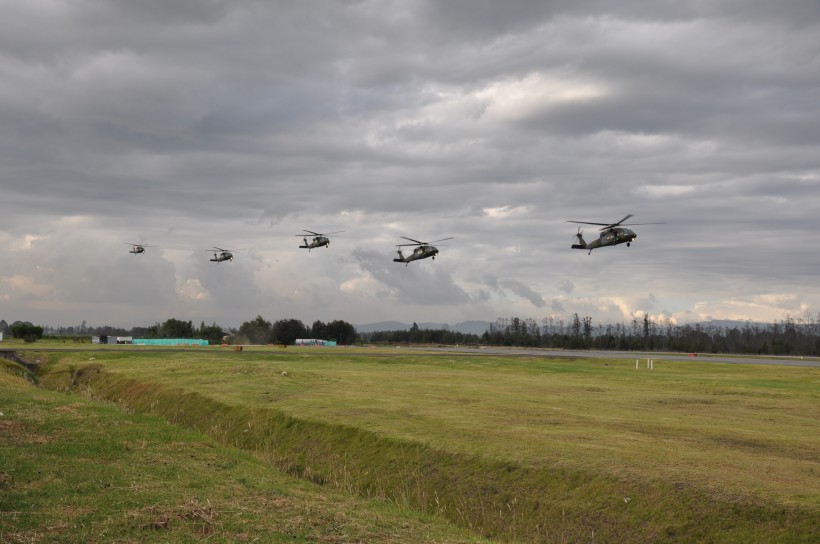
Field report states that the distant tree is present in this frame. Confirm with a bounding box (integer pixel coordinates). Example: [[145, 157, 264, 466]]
[[325, 320, 358, 345], [311, 320, 328, 339], [144, 323, 161, 338], [642, 314, 652, 348], [582, 316, 594, 346], [408, 322, 422, 343], [11, 321, 44, 342], [0, 320, 10, 335], [571, 313, 582, 338], [271, 319, 308, 345], [145, 318, 195, 338], [199, 321, 228, 344], [162, 318, 195, 338], [306, 319, 358, 344], [239, 315, 273, 344]]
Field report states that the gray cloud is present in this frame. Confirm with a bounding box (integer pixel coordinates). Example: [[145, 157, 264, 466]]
[[2, 1, 819, 328], [500, 279, 546, 308]]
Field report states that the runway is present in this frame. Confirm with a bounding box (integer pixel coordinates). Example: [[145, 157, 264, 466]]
[[413, 346, 820, 368]]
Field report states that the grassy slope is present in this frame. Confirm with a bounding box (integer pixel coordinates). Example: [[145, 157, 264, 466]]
[[32, 347, 820, 542], [0, 367, 489, 543]]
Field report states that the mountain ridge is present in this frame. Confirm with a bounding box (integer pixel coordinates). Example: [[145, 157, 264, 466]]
[[355, 320, 492, 335]]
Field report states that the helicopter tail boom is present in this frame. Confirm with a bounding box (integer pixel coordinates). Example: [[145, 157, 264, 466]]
[[571, 229, 587, 249]]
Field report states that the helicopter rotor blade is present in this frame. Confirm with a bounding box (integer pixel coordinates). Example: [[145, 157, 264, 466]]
[[430, 237, 454, 243], [400, 236, 425, 245], [567, 215, 634, 228], [568, 215, 666, 231], [298, 230, 344, 237], [566, 220, 610, 227], [613, 214, 634, 226]]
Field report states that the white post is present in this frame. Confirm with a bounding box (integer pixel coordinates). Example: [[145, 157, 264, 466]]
[[636, 359, 639, 369], [650, 359, 654, 370]]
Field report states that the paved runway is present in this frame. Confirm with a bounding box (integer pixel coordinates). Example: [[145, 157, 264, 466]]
[[414, 346, 820, 368]]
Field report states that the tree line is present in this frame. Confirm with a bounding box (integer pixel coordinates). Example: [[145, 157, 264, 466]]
[[359, 313, 820, 356], [2, 316, 358, 346], [359, 322, 480, 345], [0, 320, 45, 343], [235, 316, 357, 345], [478, 313, 820, 356], [141, 316, 358, 345], [7, 312, 820, 355]]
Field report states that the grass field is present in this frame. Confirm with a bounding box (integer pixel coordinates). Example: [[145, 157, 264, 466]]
[[10, 346, 820, 542], [0, 365, 489, 543]]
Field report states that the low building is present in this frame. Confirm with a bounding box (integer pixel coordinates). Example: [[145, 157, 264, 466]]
[[92, 336, 113, 344], [295, 338, 337, 347], [133, 338, 209, 346]]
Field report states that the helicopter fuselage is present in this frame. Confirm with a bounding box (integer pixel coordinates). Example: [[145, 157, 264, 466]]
[[300, 236, 329, 250], [394, 245, 439, 264], [129, 246, 145, 254], [573, 227, 636, 253], [210, 251, 233, 263]]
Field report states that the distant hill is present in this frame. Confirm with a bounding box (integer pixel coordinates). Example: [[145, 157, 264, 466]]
[[354, 321, 409, 333], [700, 319, 765, 329], [450, 320, 493, 335], [355, 320, 491, 335]]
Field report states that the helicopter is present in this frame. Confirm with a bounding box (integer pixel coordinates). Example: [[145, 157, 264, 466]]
[[567, 214, 665, 254], [125, 243, 155, 255], [296, 230, 344, 251], [393, 237, 453, 266], [206, 247, 243, 263]]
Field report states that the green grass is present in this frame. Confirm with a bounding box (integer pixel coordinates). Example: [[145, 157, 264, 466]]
[[25, 347, 820, 542], [0, 367, 490, 543]]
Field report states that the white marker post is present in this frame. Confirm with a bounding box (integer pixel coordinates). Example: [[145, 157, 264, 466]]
[[636, 359, 639, 369]]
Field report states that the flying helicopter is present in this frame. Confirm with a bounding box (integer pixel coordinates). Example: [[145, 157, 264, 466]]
[[296, 230, 344, 251], [567, 214, 665, 254], [125, 243, 155, 255], [206, 247, 244, 263], [393, 236, 453, 266]]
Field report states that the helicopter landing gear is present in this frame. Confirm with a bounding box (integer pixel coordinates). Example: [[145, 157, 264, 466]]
[[627, 242, 631, 247]]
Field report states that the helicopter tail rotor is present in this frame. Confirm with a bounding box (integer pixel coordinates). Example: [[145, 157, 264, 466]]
[[571, 228, 587, 249]]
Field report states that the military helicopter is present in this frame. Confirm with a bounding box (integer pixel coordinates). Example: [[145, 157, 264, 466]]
[[206, 247, 244, 263], [296, 230, 344, 251], [567, 214, 665, 254], [393, 236, 453, 266], [125, 243, 155, 255]]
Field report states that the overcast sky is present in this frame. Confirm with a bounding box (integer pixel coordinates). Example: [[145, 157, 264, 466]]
[[2, 0, 819, 330]]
